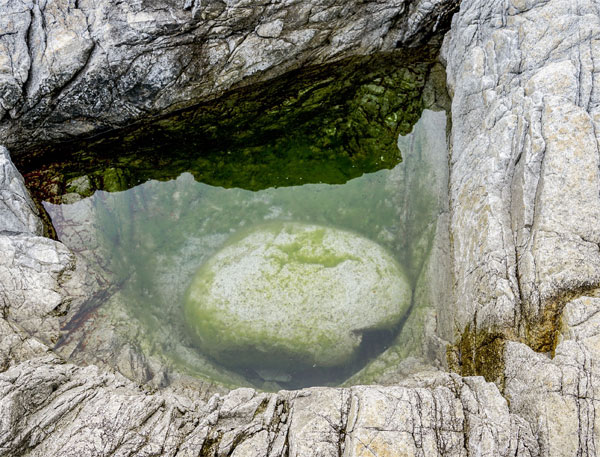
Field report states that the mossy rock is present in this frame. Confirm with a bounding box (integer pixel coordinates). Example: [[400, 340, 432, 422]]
[[184, 222, 412, 373], [19, 47, 436, 201]]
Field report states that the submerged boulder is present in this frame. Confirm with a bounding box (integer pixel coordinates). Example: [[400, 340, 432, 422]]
[[184, 222, 412, 371]]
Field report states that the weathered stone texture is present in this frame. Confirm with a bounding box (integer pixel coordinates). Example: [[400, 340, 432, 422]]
[[442, 0, 600, 454], [0, 146, 41, 235], [442, 0, 600, 345], [6, 0, 600, 454], [0, 0, 458, 151], [0, 355, 537, 456], [504, 295, 600, 456], [0, 233, 74, 345]]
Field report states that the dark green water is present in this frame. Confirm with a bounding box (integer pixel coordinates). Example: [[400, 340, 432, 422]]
[[19, 48, 436, 201]]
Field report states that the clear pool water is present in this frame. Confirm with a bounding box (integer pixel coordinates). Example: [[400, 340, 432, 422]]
[[20, 52, 448, 390]]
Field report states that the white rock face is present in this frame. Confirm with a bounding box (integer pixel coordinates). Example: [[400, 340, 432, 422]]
[[0, 146, 42, 235], [442, 0, 600, 453], [185, 222, 412, 369], [9, 0, 600, 453], [441, 0, 600, 342]]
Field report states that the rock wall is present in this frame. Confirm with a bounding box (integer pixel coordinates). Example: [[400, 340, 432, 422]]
[[0, 0, 458, 151], [4, 0, 600, 454], [442, 0, 600, 453], [442, 0, 600, 355]]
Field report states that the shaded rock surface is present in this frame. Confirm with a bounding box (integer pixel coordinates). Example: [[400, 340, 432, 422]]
[[184, 221, 412, 371], [0, 0, 459, 151]]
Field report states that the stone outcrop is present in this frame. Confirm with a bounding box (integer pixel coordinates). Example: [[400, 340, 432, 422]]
[[0, 147, 42, 235], [4, 0, 600, 454], [0, 357, 537, 456], [440, 0, 600, 454], [442, 0, 600, 355], [0, 0, 458, 151]]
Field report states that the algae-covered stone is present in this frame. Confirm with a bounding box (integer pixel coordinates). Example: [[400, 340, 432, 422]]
[[184, 222, 412, 372]]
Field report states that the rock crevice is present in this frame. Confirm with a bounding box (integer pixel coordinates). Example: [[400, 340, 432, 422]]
[[0, 0, 459, 151]]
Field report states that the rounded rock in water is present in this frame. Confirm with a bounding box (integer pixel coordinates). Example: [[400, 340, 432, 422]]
[[184, 222, 412, 373]]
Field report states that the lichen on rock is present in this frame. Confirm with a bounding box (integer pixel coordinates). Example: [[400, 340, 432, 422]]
[[184, 221, 412, 374]]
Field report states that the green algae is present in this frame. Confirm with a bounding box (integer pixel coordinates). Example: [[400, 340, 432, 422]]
[[445, 285, 600, 391], [18, 47, 437, 204], [42, 108, 446, 390], [274, 228, 360, 268], [183, 221, 411, 378], [25, 45, 448, 390]]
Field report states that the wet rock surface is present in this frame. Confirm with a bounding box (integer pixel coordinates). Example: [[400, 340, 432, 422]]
[[184, 222, 412, 372]]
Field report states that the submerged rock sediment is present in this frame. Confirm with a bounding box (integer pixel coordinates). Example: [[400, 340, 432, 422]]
[[185, 222, 412, 371]]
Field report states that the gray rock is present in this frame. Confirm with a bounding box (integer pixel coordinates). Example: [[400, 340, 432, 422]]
[[0, 0, 459, 151], [0, 233, 73, 345], [441, 0, 600, 346], [6, 0, 600, 453], [0, 149, 87, 349], [442, 0, 600, 454], [0, 146, 42, 235], [0, 355, 536, 457], [184, 221, 412, 370], [503, 294, 600, 456]]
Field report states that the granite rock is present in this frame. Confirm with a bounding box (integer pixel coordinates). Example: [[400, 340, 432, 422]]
[[442, 0, 600, 348], [0, 146, 42, 235], [0, 0, 458, 151], [6, 0, 600, 454], [0, 355, 536, 457], [441, 0, 600, 453], [185, 221, 412, 370]]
